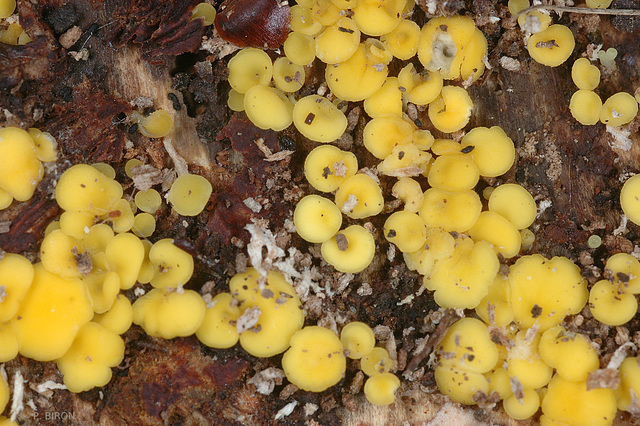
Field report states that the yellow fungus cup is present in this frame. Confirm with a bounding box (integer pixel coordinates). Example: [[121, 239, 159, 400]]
[[130, 110, 174, 138], [125, 158, 143, 178], [397, 63, 443, 106], [506, 330, 552, 389], [27, 127, 58, 162], [404, 226, 455, 275], [284, 31, 316, 66], [168, 173, 212, 216], [392, 177, 424, 213], [135, 188, 162, 213], [435, 366, 489, 405], [541, 374, 617, 426], [419, 188, 482, 232], [227, 89, 245, 112], [334, 174, 384, 219], [83, 271, 121, 314], [571, 58, 600, 90], [13, 264, 93, 361], [381, 19, 420, 60], [428, 154, 479, 192], [310, 0, 341, 26], [616, 356, 640, 412], [56, 164, 123, 215], [352, 0, 405, 36], [488, 183, 537, 230], [586, 0, 613, 8], [504, 389, 540, 420], [0, 373, 8, 414], [56, 322, 125, 393], [469, 211, 521, 258], [304, 145, 358, 192], [293, 95, 347, 142], [340, 321, 376, 359], [588, 279, 637, 326], [0, 126, 44, 202], [621, 174, 640, 225], [94, 294, 133, 335], [384, 210, 427, 253], [191, 2, 216, 26], [538, 326, 599, 382], [0, 0, 15, 19], [149, 238, 194, 288], [132, 212, 156, 238], [378, 144, 431, 177], [605, 252, 640, 293], [290, 5, 323, 35], [321, 225, 376, 273], [282, 326, 346, 392], [40, 229, 87, 279], [363, 115, 415, 159], [227, 48, 273, 94], [133, 288, 206, 339], [294, 194, 343, 243], [461, 126, 515, 177], [230, 268, 304, 357], [439, 318, 499, 374], [364, 373, 401, 406], [272, 57, 305, 93], [364, 77, 403, 118], [475, 274, 514, 327], [428, 86, 473, 134], [105, 232, 145, 290], [325, 43, 388, 102], [508, 254, 588, 330], [244, 85, 294, 131], [569, 90, 603, 125], [600, 92, 639, 127], [361, 346, 395, 376], [527, 24, 575, 67], [314, 17, 360, 64], [196, 292, 242, 349], [0, 253, 34, 323]]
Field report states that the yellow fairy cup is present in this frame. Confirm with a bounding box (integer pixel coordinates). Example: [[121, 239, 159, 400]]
[[588, 279, 637, 326], [304, 145, 358, 192], [132, 288, 206, 339], [0, 126, 44, 202], [620, 174, 640, 225], [191, 2, 216, 25], [272, 57, 305, 93], [335, 174, 384, 219], [506, 330, 552, 390], [340, 321, 376, 359], [468, 211, 521, 258], [314, 17, 361, 64], [427, 154, 479, 192], [527, 24, 575, 67], [94, 294, 134, 335], [227, 89, 245, 112], [167, 173, 212, 216], [428, 86, 473, 133], [27, 128, 58, 162], [243, 85, 294, 131], [616, 356, 640, 412], [55, 164, 123, 215], [404, 226, 455, 276], [352, 0, 406, 36], [284, 31, 316, 66], [377, 144, 431, 177], [364, 77, 403, 118], [290, 5, 323, 35], [397, 63, 443, 106], [40, 229, 88, 279], [361, 347, 395, 376], [0, 372, 9, 415], [384, 210, 427, 253], [0, 253, 34, 322], [488, 183, 537, 230], [0, 0, 15, 19], [586, 0, 613, 8], [196, 293, 242, 349], [227, 48, 273, 94], [391, 177, 424, 213], [419, 188, 482, 232], [135, 188, 162, 213], [292, 95, 347, 142], [381, 19, 421, 60], [475, 274, 514, 327], [132, 212, 156, 237], [293, 195, 343, 243], [571, 58, 601, 90], [130, 110, 174, 138], [538, 326, 599, 382], [364, 373, 401, 406], [105, 232, 145, 290], [148, 238, 194, 288], [503, 389, 540, 420], [363, 115, 415, 159], [599, 92, 638, 127], [461, 126, 515, 177], [321, 225, 376, 273]]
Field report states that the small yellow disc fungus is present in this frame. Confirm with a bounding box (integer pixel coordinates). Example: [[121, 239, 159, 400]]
[[419, 188, 482, 232], [600, 92, 639, 127], [488, 183, 537, 230], [321, 225, 376, 273], [381, 19, 420, 60], [314, 17, 361, 64], [325, 43, 388, 102], [290, 5, 323, 36], [13, 264, 93, 361], [439, 318, 499, 374], [0, 373, 8, 415], [229, 268, 304, 357], [621, 174, 640, 225], [272, 57, 305, 93], [56, 164, 123, 215], [425, 238, 499, 309], [0, 126, 44, 201], [292, 95, 347, 142], [363, 115, 414, 159], [384, 210, 427, 253], [149, 238, 194, 288], [485, 367, 511, 400], [527, 25, 575, 67], [570, 90, 603, 126], [517, 10, 552, 34], [0, 253, 34, 322], [428, 154, 479, 192], [378, 144, 431, 177], [91, 162, 116, 179], [132, 212, 156, 238], [508, 254, 588, 330], [132, 288, 206, 339], [0, 323, 18, 362], [131, 109, 174, 138], [0, 0, 15, 19], [403, 226, 455, 275], [40, 229, 87, 279], [27, 128, 57, 162], [616, 356, 640, 412], [507, 331, 553, 389], [105, 198, 135, 234], [191, 2, 216, 25], [469, 211, 521, 258], [541, 374, 617, 426], [282, 326, 346, 392], [461, 126, 515, 178], [227, 89, 245, 112], [503, 389, 540, 420], [195, 293, 241, 349], [587, 234, 602, 249], [428, 86, 473, 134], [125, 158, 143, 178], [352, 0, 405, 36], [304, 145, 358, 192], [588, 279, 637, 326], [340, 321, 376, 359], [430, 139, 461, 156], [334, 174, 384, 219], [361, 347, 395, 376], [475, 274, 514, 328], [137, 239, 155, 284], [105, 232, 145, 290], [539, 326, 599, 382], [227, 48, 273, 94], [310, 0, 341, 26], [586, 0, 613, 8], [413, 129, 435, 151], [418, 16, 474, 79], [244, 85, 294, 131], [391, 177, 423, 213], [83, 223, 115, 253], [364, 77, 403, 118], [364, 373, 401, 406], [605, 252, 640, 293], [521, 229, 535, 250], [168, 173, 212, 216], [397, 63, 444, 106], [0, 188, 12, 210], [134, 188, 162, 213], [83, 271, 121, 314], [293, 195, 343, 243], [56, 322, 125, 393], [459, 28, 488, 82], [94, 294, 133, 335], [283, 31, 316, 66], [434, 366, 489, 405], [571, 58, 601, 91]]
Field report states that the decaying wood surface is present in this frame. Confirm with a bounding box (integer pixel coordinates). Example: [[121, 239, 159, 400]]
[[1, 0, 640, 425]]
